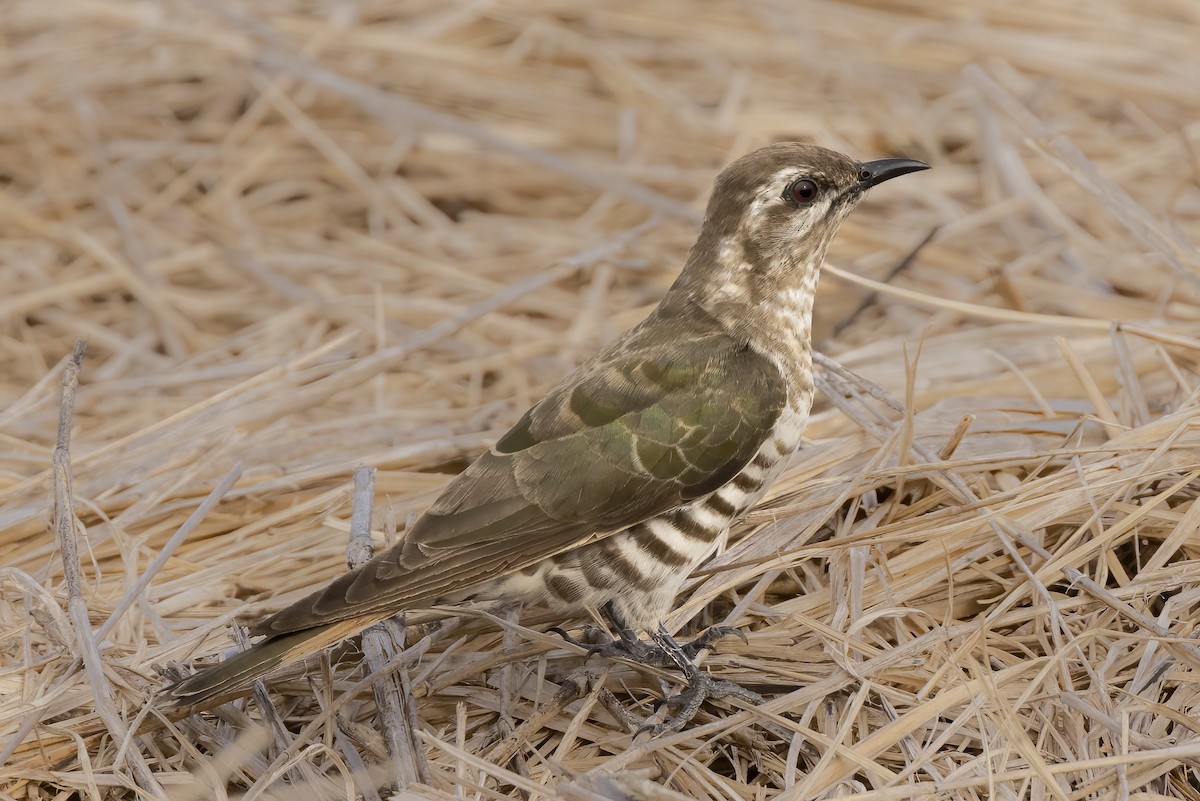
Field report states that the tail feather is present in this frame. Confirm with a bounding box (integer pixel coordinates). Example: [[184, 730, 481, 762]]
[[163, 616, 376, 717]]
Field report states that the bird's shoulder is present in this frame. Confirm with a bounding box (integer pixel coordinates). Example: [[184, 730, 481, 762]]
[[504, 303, 780, 448]]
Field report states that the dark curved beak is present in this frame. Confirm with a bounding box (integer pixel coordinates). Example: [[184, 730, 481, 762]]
[[858, 158, 929, 189]]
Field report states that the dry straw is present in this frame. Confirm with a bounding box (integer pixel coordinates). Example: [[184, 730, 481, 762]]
[[2, 1, 1200, 799]]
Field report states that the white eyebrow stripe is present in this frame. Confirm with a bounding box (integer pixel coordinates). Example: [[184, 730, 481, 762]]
[[769, 166, 797, 186]]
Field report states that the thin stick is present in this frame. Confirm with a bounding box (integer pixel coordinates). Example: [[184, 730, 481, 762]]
[[347, 465, 426, 789], [823, 263, 1112, 330], [52, 341, 164, 796]]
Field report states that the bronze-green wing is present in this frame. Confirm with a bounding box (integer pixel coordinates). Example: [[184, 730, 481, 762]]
[[253, 314, 787, 638]]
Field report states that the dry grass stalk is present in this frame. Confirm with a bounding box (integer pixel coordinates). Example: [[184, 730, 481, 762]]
[[346, 465, 428, 789], [3, 1, 1200, 799]]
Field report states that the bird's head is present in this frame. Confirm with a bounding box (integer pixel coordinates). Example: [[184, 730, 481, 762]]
[[677, 142, 928, 306]]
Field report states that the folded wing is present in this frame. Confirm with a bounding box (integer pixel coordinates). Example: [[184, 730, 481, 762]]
[[253, 312, 786, 638]]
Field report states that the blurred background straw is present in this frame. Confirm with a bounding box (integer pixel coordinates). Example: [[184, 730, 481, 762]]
[[3, 1, 1200, 799]]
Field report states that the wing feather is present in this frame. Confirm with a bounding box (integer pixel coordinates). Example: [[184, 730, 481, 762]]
[[253, 310, 787, 638]]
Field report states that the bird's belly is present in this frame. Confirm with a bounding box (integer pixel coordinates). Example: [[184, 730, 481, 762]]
[[472, 404, 809, 631]]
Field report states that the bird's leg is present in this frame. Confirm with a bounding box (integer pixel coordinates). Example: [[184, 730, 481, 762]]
[[551, 601, 673, 666], [552, 601, 748, 665], [602, 601, 750, 660], [639, 626, 764, 736]]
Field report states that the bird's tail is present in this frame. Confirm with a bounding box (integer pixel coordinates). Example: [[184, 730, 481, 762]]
[[162, 617, 373, 717]]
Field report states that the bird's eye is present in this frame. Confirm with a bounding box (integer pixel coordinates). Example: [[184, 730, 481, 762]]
[[784, 178, 819, 207]]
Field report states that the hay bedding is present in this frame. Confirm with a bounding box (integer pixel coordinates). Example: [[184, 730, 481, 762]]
[[2, 0, 1200, 798]]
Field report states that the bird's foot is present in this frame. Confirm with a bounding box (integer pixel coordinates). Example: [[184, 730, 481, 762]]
[[628, 625, 762, 735], [550, 625, 675, 667], [550, 617, 759, 735], [638, 668, 764, 737]]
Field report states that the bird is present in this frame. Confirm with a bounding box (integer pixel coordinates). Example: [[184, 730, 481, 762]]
[[164, 142, 928, 734]]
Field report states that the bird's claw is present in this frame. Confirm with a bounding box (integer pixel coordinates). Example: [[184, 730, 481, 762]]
[[547, 625, 594, 650], [677, 625, 746, 660], [635, 672, 764, 737]]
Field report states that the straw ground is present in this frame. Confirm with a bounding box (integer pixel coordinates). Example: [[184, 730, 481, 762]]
[[3, 1, 1200, 799]]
